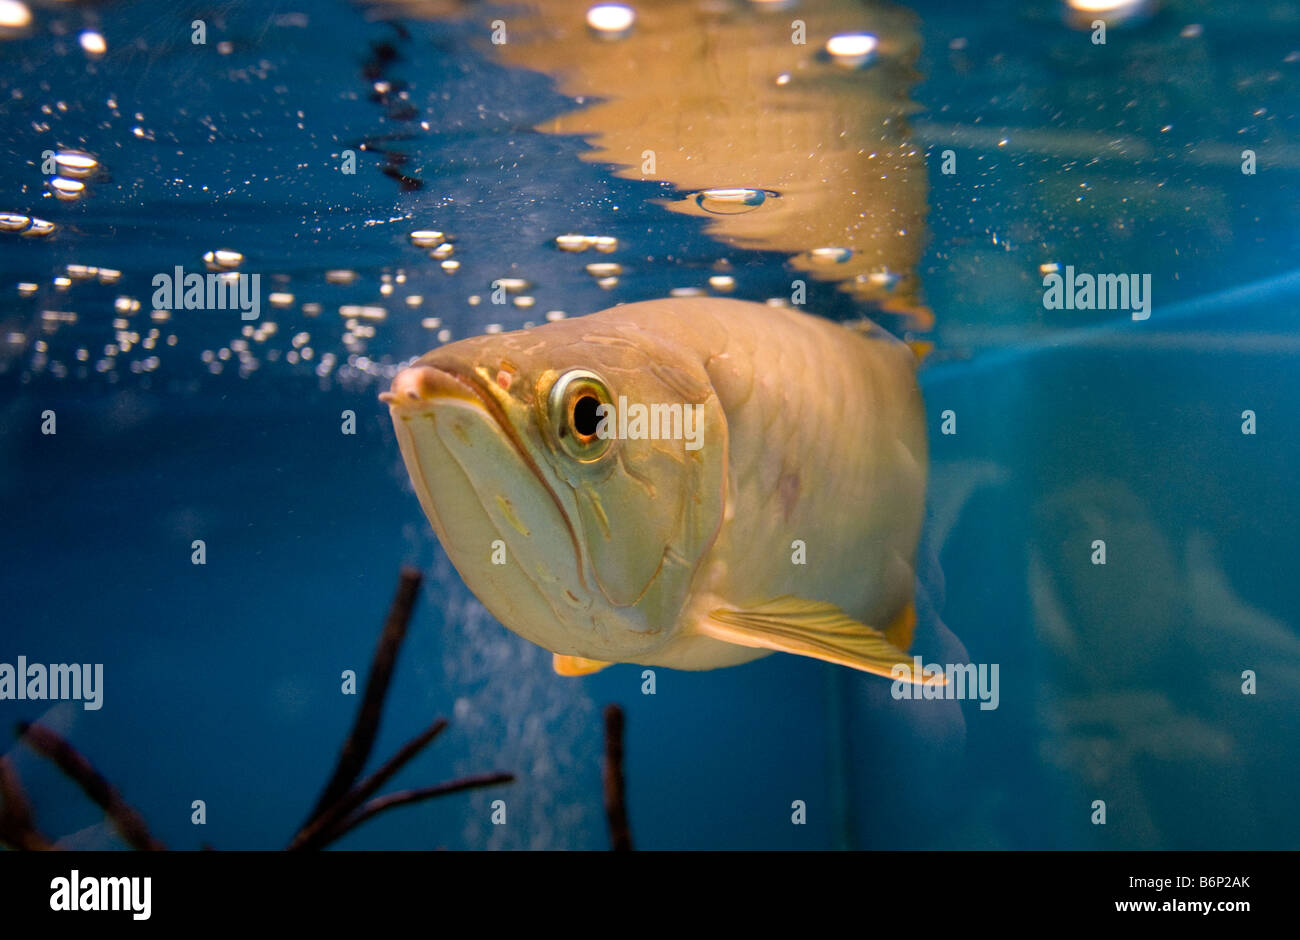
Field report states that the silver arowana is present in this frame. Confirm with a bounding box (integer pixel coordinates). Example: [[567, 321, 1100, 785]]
[[382, 298, 929, 678]]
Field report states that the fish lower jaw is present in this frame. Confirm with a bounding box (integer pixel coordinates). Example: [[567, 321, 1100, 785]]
[[544, 622, 672, 666]]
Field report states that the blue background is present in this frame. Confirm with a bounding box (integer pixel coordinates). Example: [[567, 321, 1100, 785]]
[[0, 0, 1297, 849]]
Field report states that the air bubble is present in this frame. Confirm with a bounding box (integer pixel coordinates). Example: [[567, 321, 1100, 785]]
[[809, 246, 853, 264], [23, 218, 55, 238], [825, 33, 878, 68], [49, 177, 85, 201], [203, 249, 244, 271], [79, 31, 106, 57], [53, 151, 98, 178], [410, 230, 445, 248], [587, 4, 635, 39], [0, 1, 32, 31], [695, 188, 771, 214]]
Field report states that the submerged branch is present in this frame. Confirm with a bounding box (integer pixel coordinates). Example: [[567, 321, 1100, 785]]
[[300, 566, 422, 830], [289, 717, 448, 851], [317, 771, 516, 849], [2, 565, 516, 851], [15, 721, 164, 851], [603, 704, 633, 851], [293, 566, 516, 850], [0, 754, 53, 851]]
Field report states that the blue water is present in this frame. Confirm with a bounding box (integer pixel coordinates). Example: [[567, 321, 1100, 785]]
[[1, 0, 1297, 849]]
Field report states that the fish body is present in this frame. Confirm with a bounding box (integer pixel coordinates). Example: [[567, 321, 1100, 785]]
[[383, 298, 928, 677]]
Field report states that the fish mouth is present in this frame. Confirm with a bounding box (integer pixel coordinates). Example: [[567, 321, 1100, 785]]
[[381, 362, 486, 412], [382, 360, 590, 595]]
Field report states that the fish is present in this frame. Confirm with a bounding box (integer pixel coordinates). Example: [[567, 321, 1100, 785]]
[[381, 297, 931, 679]]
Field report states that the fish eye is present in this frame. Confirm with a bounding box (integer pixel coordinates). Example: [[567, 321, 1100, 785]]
[[547, 369, 614, 461]]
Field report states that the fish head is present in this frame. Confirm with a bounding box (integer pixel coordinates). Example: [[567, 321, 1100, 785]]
[[383, 318, 727, 662]]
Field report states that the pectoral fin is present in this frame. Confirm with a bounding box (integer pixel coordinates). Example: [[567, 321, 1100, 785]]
[[884, 600, 917, 652], [700, 596, 941, 684], [553, 653, 612, 676]]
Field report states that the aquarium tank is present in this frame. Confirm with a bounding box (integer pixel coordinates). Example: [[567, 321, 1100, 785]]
[[0, 0, 1297, 858]]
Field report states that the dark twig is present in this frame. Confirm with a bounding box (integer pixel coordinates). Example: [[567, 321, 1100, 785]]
[[288, 717, 448, 851], [602, 704, 633, 851], [300, 566, 422, 830], [15, 721, 164, 851], [317, 771, 515, 849], [292, 566, 517, 850], [0, 565, 515, 851], [0, 754, 54, 851]]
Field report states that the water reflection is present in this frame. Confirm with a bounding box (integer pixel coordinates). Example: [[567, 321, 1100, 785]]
[[378, 0, 933, 326]]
